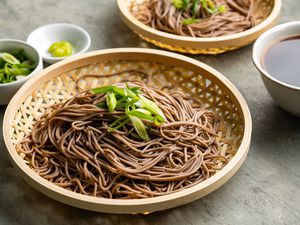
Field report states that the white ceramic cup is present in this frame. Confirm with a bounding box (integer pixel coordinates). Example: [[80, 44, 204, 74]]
[[253, 21, 300, 117], [0, 39, 43, 105]]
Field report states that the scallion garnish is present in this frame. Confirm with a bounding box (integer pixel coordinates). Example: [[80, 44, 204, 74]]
[[217, 5, 227, 13], [172, 0, 190, 9], [92, 85, 113, 94], [138, 95, 166, 120], [0, 50, 35, 84], [106, 91, 117, 112], [171, 0, 227, 26], [1, 53, 20, 64], [203, 0, 216, 14], [127, 109, 155, 121], [92, 84, 166, 141], [129, 115, 150, 141], [183, 18, 200, 25], [192, 0, 199, 17]]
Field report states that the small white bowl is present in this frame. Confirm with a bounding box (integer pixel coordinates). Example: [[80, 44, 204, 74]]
[[26, 23, 91, 64], [253, 21, 300, 117], [0, 39, 43, 105]]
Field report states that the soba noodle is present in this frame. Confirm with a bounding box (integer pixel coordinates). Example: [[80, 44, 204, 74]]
[[18, 72, 229, 199], [131, 0, 256, 37]]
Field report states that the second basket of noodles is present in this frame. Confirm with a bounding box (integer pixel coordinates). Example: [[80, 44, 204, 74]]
[[118, 0, 281, 54], [3, 48, 251, 213]]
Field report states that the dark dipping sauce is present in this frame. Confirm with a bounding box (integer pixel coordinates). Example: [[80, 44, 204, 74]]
[[262, 35, 300, 87]]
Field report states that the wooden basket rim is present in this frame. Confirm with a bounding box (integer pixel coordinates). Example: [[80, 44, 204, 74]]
[[117, 0, 282, 44], [3, 48, 252, 213]]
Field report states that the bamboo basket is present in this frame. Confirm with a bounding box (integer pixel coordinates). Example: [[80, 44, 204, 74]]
[[118, 0, 281, 54], [3, 48, 251, 213]]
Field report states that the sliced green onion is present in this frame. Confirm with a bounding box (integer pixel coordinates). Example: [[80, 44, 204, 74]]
[[138, 95, 166, 121], [201, 0, 217, 14], [0, 50, 34, 84], [92, 85, 113, 94], [15, 62, 36, 69], [8, 67, 31, 75], [129, 115, 150, 141], [124, 85, 139, 101], [125, 104, 136, 114], [192, 0, 199, 17], [154, 114, 166, 126], [112, 86, 125, 96], [106, 91, 117, 112], [183, 0, 191, 8], [129, 87, 141, 94], [172, 0, 184, 9], [93, 84, 166, 141], [0, 53, 20, 64], [217, 5, 227, 13], [207, 0, 215, 9], [4, 63, 11, 75], [115, 96, 129, 109], [172, 0, 190, 9], [127, 110, 155, 121], [135, 108, 152, 115], [183, 18, 200, 25], [108, 116, 130, 132]]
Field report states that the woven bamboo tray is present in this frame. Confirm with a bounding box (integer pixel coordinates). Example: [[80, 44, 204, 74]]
[[118, 0, 281, 54], [3, 48, 251, 213]]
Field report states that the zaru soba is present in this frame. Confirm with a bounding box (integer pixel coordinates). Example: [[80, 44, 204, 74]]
[[131, 0, 256, 37], [17, 71, 230, 199]]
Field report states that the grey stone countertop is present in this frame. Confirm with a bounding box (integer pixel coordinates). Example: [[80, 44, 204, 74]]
[[0, 0, 299, 224]]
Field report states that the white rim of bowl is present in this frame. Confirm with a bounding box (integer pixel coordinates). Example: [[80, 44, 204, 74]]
[[118, 0, 282, 43], [252, 21, 300, 91], [0, 39, 42, 87], [26, 23, 91, 61]]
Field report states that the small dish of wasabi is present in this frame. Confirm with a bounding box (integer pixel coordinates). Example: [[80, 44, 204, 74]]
[[27, 23, 91, 64]]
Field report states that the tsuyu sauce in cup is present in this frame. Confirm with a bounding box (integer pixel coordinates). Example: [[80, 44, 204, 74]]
[[252, 21, 300, 117], [262, 35, 300, 87]]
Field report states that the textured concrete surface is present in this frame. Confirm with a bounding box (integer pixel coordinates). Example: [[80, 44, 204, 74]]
[[0, 0, 300, 224]]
